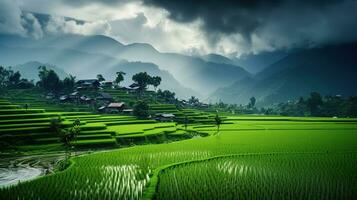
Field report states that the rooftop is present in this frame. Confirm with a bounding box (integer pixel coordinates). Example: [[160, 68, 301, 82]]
[[107, 102, 125, 108]]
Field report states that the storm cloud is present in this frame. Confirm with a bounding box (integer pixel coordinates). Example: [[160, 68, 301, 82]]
[[7, 0, 357, 55], [0, 0, 27, 36], [142, 0, 357, 53], [0, 0, 111, 38]]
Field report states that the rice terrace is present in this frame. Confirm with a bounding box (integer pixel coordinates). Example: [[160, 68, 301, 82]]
[[1, 0, 357, 199]]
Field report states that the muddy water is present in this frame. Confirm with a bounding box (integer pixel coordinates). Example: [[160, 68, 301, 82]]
[[0, 166, 43, 187], [0, 151, 95, 188], [0, 154, 64, 188]]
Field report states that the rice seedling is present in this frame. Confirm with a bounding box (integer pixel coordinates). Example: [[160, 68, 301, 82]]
[[157, 153, 357, 200]]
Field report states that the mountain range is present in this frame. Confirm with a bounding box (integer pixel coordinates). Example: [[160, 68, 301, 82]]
[[1, 32, 356, 105], [11, 61, 68, 81], [0, 34, 250, 98], [210, 43, 357, 105], [200, 51, 288, 74]]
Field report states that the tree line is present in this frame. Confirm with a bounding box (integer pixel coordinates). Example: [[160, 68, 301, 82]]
[[275, 92, 357, 117], [0, 65, 164, 95], [213, 92, 357, 118], [0, 66, 34, 94]]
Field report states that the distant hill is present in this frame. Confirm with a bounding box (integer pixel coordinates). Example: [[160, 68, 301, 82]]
[[200, 54, 236, 65], [96, 38, 251, 95], [0, 33, 251, 97], [230, 51, 288, 74], [2, 33, 356, 103], [108, 61, 197, 98], [11, 61, 68, 81], [210, 43, 357, 105], [0, 41, 195, 98], [200, 51, 288, 74]]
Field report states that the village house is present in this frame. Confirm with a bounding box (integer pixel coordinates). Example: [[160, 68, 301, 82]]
[[98, 105, 106, 113], [154, 113, 175, 122], [96, 92, 113, 102], [59, 95, 70, 102], [200, 103, 210, 108], [80, 96, 93, 104], [129, 83, 140, 90], [101, 81, 114, 89], [69, 91, 80, 100], [16, 80, 34, 89], [122, 83, 140, 94], [122, 108, 134, 115], [106, 102, 125, 113], [76, 79, 100, 90], [98, 102, 126, 114]]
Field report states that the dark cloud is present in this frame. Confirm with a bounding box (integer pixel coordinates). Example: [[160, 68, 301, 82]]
[[63, 0, 134, 7], [14, 0, 357, 54], [0, 0, 43, 38], [142, 0, 344, 33], [142, 0, 357, 51], [144, 0, 278, 35], [0, 0, 26, 35]]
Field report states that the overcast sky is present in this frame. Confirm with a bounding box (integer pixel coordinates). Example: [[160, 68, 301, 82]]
[[1, 0, 357, 57]]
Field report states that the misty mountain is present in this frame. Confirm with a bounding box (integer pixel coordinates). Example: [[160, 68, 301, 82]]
[[108, 62, 197, 97], [11, 61, 68, 81], [230, 51, 289, 74], [116, 48, 251, 94], [0, 35, 194, 98], [201, 51, 288, 74], [211, 43, 357, 105], [0, 34, 125, 57], [200, 54, 236, 66], [65, 35, 251, 94], [0, 33, 251, 96], [44, 34, 250, 95]]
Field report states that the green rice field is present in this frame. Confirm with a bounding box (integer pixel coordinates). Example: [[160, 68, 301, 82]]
[[0, 99, 196, 150], [1, 103, 356, 200]]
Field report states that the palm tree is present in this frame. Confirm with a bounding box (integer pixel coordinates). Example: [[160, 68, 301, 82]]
[[115, 71, 126, 88]]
